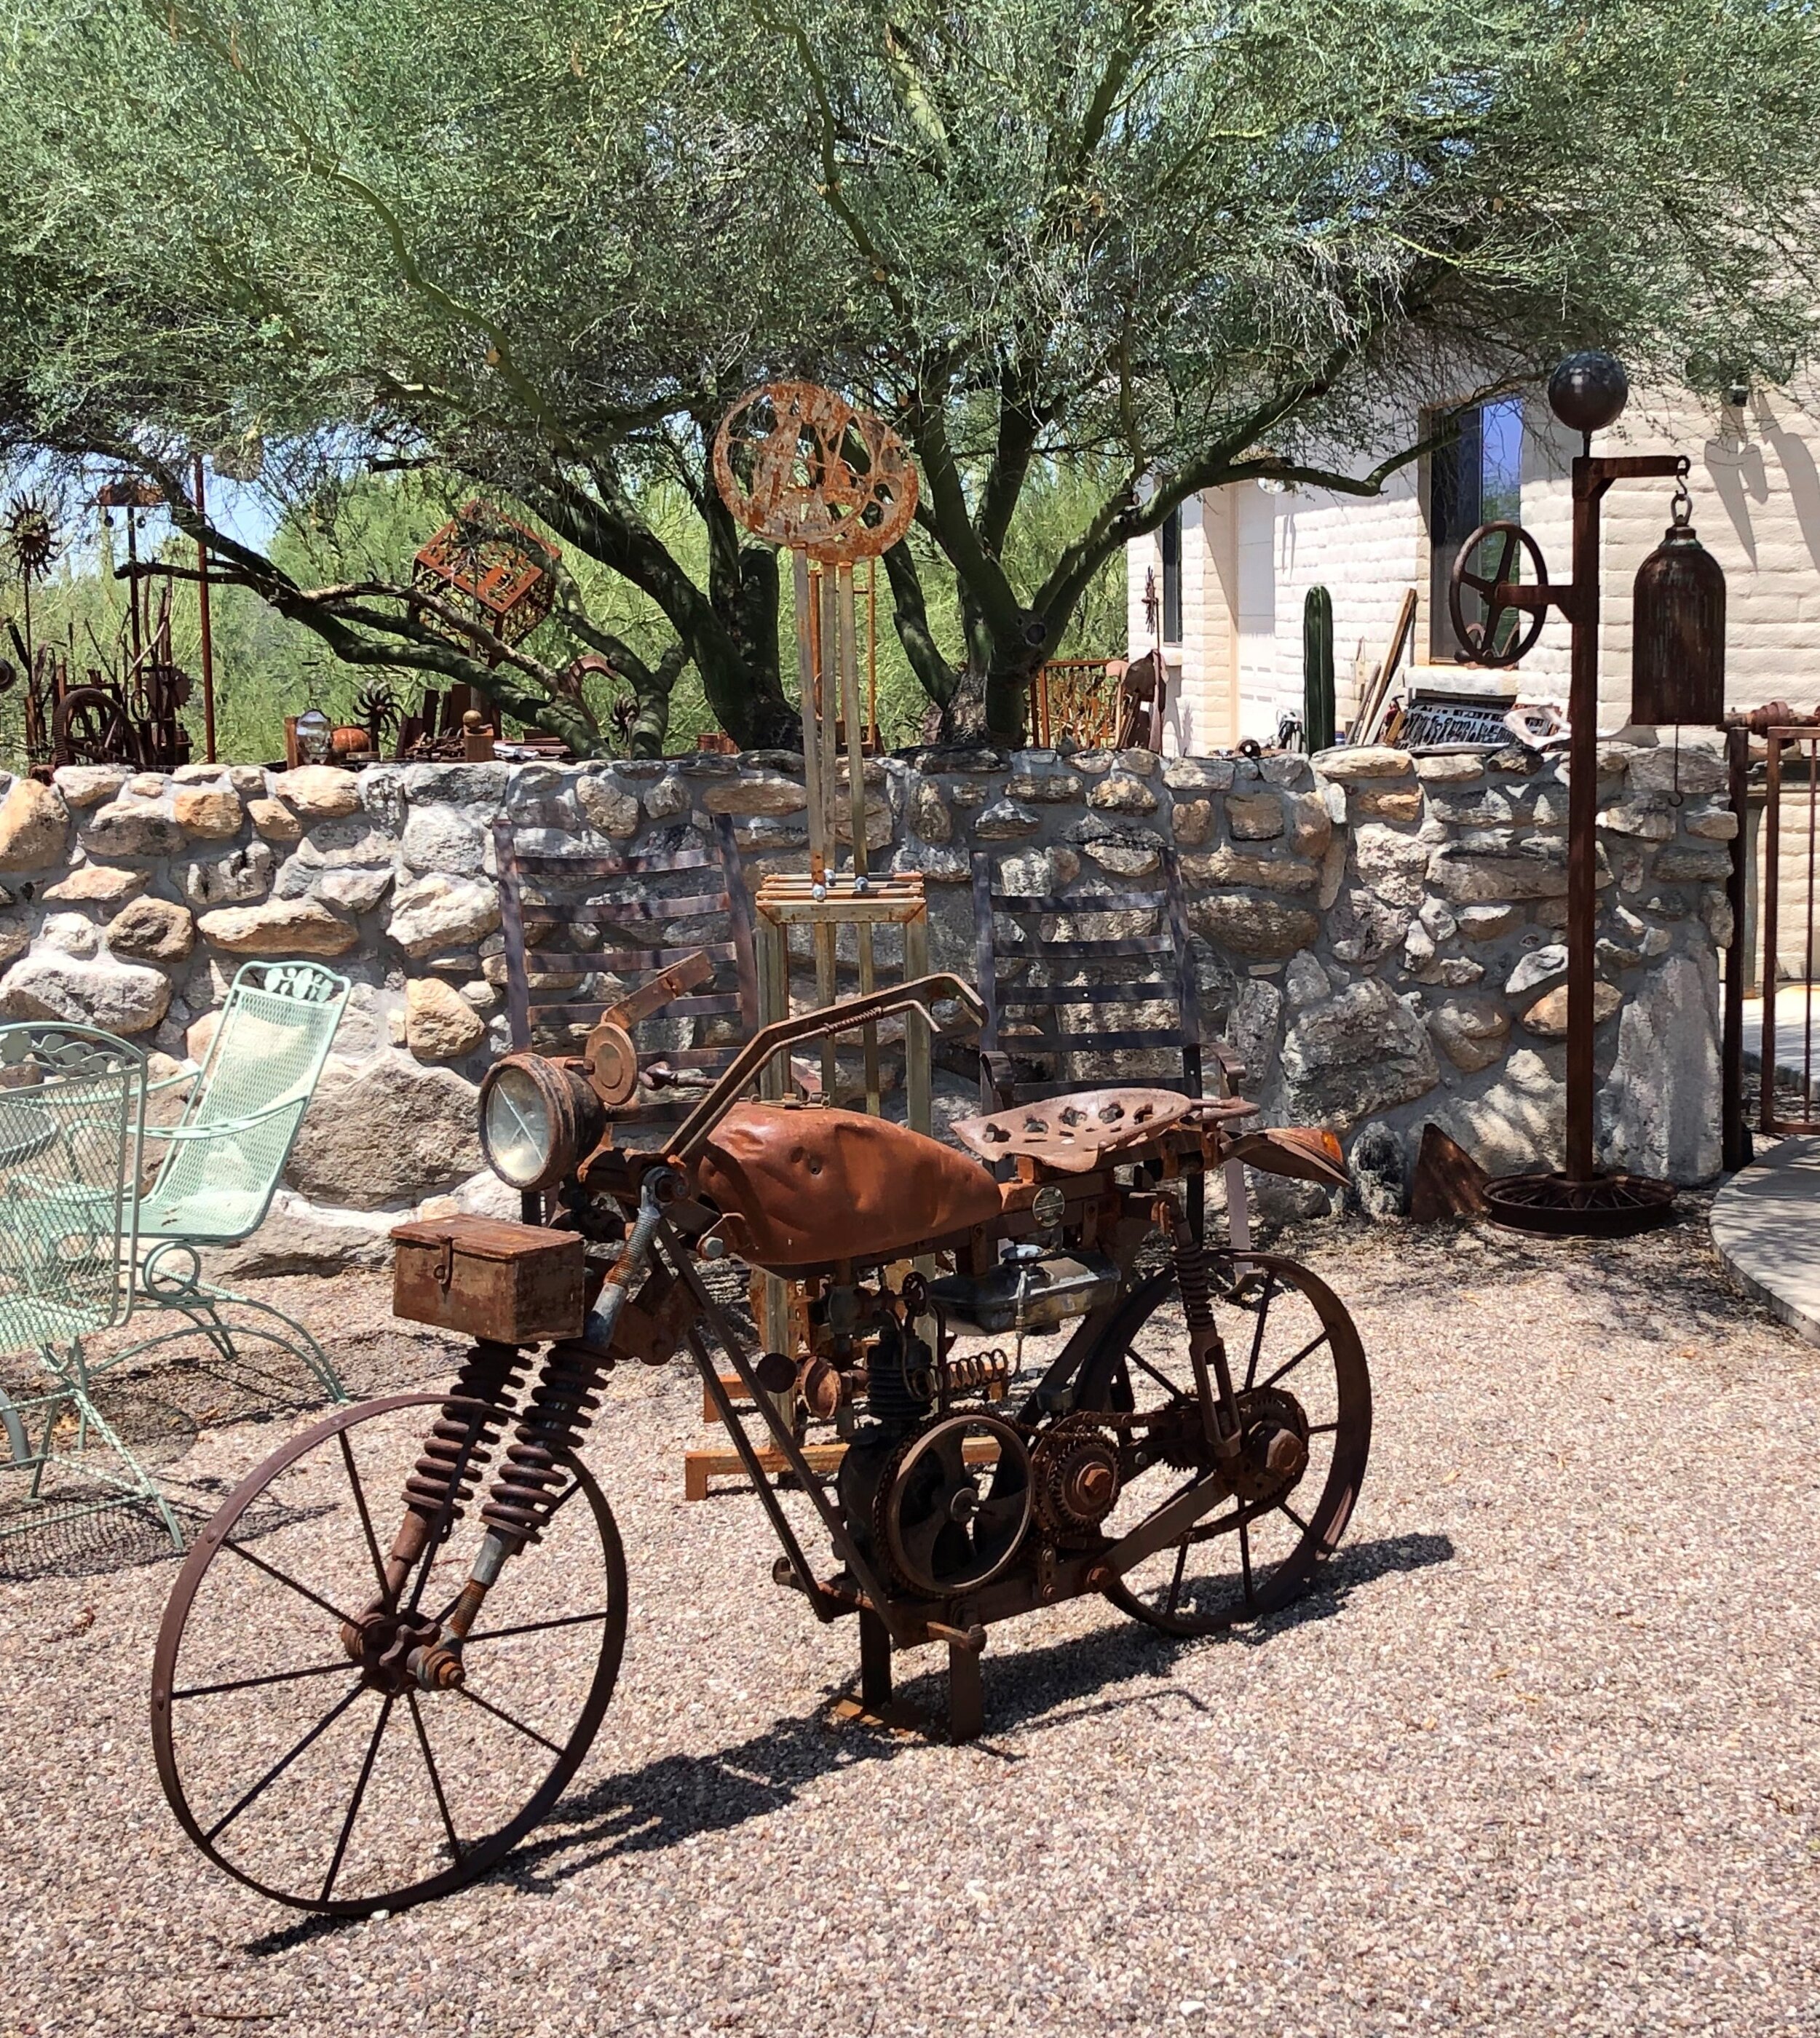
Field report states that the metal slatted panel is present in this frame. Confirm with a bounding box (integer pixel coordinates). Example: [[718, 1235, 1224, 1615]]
[[970, 847, 1203, 1108], [492, 813, 759, 1147]]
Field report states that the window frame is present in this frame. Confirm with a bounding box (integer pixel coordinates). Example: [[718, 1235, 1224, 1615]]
[[1160, 504, 1184, 646], [1427, 396, 1524, 662]]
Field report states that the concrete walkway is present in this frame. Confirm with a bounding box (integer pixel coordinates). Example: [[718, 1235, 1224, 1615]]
[[1710, 1134, 1820, 1343], [1744, 988, 1820, 1095]]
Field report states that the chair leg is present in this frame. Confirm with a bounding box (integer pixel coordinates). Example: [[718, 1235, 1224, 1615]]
[[122, 1261, 349, 1405], [24, 1343, 188, 1552]]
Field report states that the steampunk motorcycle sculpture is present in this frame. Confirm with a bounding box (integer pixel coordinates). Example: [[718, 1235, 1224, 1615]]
[[152, 971, 1371, 1916]]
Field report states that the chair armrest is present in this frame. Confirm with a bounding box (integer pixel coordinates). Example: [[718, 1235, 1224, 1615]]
[[146, 1067, 199, 1097], [143, 1090, 312, 1143]]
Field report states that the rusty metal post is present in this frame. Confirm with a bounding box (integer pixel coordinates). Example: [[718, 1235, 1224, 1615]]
[[1723, 721, 1751, 1171], [1762, 732, 1783, 1136], [858, 1606, 892, 1712], [837, 563, 882, 1112], [946, 1642, 984, 1743], [192, 455, 217, 764], [1564, 459, 1607, 1183]]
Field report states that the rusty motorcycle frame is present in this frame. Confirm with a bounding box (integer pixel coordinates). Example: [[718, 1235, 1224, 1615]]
[[151, 970, 1372, 1915]]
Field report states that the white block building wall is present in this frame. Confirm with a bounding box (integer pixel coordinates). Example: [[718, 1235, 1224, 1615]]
[[1128, 378, 1820, 748]]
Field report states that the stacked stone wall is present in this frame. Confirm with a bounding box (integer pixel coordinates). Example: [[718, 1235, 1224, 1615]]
[[0, 737, 1731, 1263]]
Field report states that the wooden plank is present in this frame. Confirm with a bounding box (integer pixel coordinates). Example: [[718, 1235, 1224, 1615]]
[[704, 1373, 752, 1420], [684, 1434, 1000, 1502], [756, 897, 927, 925]]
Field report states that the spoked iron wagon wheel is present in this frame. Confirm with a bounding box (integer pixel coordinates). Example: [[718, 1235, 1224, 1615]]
[[52, 685, 135, 769], [1082, 1252, 1370, 1636], [151, 1393, 627, 1916]]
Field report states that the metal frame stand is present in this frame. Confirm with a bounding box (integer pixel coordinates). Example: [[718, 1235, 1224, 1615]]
[[1474, 448, 1686, 1236]]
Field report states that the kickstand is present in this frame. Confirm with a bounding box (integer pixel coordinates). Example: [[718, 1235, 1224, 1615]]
[[831, 1607, 985, 1744]]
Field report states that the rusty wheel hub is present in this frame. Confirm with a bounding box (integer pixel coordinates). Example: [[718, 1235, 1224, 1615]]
[[1225, 1388, 1310, 1509], [339, 1606, 444, 1695]]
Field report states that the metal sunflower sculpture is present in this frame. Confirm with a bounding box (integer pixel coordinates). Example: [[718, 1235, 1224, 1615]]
[[6, 496, 58, 582]]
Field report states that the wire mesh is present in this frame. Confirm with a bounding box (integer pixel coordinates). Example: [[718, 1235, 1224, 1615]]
[[140, 961, 347, 1244], [0, 1024, 144, 1355]]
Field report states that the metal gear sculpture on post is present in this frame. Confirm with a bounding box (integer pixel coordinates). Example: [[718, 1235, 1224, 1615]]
[[712, 381, 917, 563]]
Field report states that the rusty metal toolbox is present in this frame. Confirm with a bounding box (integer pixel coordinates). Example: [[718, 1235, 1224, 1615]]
[[391, 1216, 585, 1344]]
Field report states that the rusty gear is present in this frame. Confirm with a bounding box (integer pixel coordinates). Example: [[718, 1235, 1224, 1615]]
[[1030, 1415, 1123, 1539], [1133, 1394, 1211, 1474]]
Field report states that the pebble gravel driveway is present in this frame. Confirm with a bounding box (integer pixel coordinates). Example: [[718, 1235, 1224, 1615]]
[[1, 1207, 1816, 2037]]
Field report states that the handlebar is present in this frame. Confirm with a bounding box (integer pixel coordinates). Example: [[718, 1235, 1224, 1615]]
[[663, 972, 986, 1166]]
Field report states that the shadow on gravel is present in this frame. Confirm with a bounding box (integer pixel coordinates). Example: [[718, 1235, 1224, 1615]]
[[1337, 1203, 1766, 1340], [492, 1529, 1453, 1900], [0, 1323, 465, 1583]]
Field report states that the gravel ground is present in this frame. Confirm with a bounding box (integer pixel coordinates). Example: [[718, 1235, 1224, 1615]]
[[1, 1207, 1817, 2038]]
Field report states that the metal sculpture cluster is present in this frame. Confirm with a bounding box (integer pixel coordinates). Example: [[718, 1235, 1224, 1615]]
[[151, 962, 1372, 1916], [1, 485, 197, 777]]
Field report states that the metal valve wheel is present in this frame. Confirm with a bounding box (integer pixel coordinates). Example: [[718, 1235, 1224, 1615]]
[[1447, 520, 1549, 667]]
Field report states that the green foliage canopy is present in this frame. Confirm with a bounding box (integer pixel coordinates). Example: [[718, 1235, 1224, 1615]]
[[1, 0, 1817, 750]]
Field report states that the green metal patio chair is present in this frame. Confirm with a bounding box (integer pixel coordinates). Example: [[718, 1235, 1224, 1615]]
[[124, 959, 352, 1408], [0, 1021, 187, 1549]]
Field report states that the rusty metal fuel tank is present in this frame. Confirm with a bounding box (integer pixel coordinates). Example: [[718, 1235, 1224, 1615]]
[[694, 1104, 1003, 1274]]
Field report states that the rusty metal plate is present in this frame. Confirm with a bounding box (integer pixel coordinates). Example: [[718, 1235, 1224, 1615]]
[[391, 1215, 585, 1343], [952, 1088, 1204, 1174], [712, 382, 917, 562]]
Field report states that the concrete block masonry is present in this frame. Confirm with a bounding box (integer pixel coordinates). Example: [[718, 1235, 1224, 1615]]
[[0, 734, 1731, 1242]]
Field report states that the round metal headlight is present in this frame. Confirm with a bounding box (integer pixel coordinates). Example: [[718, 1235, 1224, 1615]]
[[477, 1055, 604, 1192]]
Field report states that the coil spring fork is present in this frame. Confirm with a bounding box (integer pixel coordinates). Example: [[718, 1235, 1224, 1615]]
[[382, 1339, 524, 1604], [1160, 1200, 1242, 1460], [480, 1341, 610, 1545], [410, 1170, 674, 1690], [338, 1340, 525, 1677]]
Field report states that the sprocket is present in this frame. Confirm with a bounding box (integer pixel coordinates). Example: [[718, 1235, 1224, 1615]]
[[1030, 1415, 1123, 1540]]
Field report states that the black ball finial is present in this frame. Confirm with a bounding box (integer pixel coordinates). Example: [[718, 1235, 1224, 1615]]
[[1548, 351, 1629, 438]]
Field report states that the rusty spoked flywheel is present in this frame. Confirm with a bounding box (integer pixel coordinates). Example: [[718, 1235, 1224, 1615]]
[[151, 1393, 627, 1916]]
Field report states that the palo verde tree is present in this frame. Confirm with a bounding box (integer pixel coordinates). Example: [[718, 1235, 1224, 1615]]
[[2, 0, 1818, 752]]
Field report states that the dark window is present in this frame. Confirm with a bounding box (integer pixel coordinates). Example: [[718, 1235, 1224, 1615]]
[[1428, 397, 1523, 659], [1160, 504, 1183, 645]]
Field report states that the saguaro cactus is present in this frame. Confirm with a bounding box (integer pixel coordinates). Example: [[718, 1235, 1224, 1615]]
[[1303, 584, 1336, 753]]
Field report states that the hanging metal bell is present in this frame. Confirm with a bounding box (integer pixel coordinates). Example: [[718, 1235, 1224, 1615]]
[[1631, 493, 1725, 725]]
